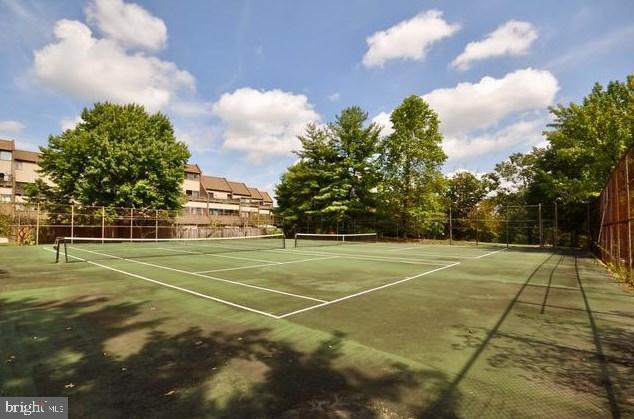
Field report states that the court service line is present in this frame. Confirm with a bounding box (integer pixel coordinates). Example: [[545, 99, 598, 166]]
[[156, 246, 283, 264], [42, 247, 282, 319], [275, 249, 452, 266], [194, 255, 341, 274], [277, 262, 461, 319], [68, 246, 327, 303], [474, 248, 507, 259]]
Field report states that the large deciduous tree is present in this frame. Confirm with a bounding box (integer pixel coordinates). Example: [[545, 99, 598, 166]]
[[32, 103, 190, 209], [379, 95, 446, 237]]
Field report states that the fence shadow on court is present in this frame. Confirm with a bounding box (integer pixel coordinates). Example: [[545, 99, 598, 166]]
[[419, 250, 633, 418], [0, 295, 463, 418]]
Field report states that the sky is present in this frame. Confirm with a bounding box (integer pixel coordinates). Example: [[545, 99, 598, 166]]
[[1, 0, 633, 194]]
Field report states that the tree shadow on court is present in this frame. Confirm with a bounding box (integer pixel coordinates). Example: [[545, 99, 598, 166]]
[[0, 295, 458, 418]]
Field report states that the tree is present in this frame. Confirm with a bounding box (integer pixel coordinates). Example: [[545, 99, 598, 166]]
[[445, 171, 496, 220], [378, 95, 447, 238], [33, 103, 190, 209], [276, 108, 380, 233], [534, 75, 634, 204]]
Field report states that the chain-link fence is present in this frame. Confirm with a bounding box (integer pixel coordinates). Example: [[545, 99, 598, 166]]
[[282, 203, 570, 247], [0, 202, 282, 245], [592, 146, 634, 280]]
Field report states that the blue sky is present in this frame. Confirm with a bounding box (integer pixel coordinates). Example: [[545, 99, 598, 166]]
[[1, 0, 633, 193]]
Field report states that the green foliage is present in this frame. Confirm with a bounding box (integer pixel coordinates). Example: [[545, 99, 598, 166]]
[[445, 171, 497, 220], [34, 102, 190, 209], [378, 95, 447, 237], [276, 108, 380, 232], [534, 75, 634, 204]]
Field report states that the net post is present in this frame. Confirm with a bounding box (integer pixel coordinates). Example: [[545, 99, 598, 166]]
[[294, 233, 298, 248], [282, 235, 286, 249], [554, 201, 559, 248], [155, 209, 159, 241], [55, 237, 60, 263], [130, 207, 134, 241], [64, 239, 68, 263]]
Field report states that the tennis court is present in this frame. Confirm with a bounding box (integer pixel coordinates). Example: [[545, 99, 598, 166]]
[[2, 234, 633, 417], [48, 234, 503, 319]]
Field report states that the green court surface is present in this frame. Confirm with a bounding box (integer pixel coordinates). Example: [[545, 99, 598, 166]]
[[1, 241, 633, 418]]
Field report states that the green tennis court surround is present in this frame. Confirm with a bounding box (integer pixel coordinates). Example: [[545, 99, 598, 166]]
[[1, 241, 632, 418]]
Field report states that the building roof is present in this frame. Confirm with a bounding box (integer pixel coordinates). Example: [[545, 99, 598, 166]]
[[227, 180, 251, 196], [247, 187, 263, 200], [0, 139, 14, 151], [185, 163, 201, 174], [261, 191, 273, 203], [201, 175, 232, 192], [13, 150, 40, 163]]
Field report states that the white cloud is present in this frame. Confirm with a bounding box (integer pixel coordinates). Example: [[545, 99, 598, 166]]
[[60, 116, 83, 131], [452, 20, 537, 70], [371, 111, 394, 136], [362, 10, 459, 68], [33, 19, 194, 112], [85, 0, 167, 51], [212, 88, 320, 162], [423, 68, 558, 135], [0, 120, 25, 134], [443, 118, 545, 162], [328, 92, 340, 102]]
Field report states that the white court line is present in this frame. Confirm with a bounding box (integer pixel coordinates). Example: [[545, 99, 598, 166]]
[[474, 248, 507, 259], [69, 246, 327, 303], [156, 247, 283, 264], [277, 262, 461, 319], [42, 247, 282, 319], [194, 255, 340, 274], [277, 249, 451, 265]]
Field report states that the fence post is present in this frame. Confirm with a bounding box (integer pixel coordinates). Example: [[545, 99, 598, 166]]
[[71, 204, 75, 244], [449, 205, 453, 245], [505, 206, 510, 249], [35, 202, 40, 246], [626, 158, 633, 279], [554, 201, 558, 248], [101, 206, 105, 243], [537, 202, 544, 247]]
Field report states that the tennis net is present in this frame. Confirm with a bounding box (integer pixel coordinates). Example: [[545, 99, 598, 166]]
[[294, 233, 377, 248], [55, 234, 285, 263]]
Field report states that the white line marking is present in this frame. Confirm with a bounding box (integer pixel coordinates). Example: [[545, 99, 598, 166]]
[[194, 256, 340, 274], [277, 262, 461, 318], [69, 246, 327, 303], [42, 247, 282, 319], [474, 248, 507, 259], [156, 247, 282, 264], [275, 249, 451, 265]]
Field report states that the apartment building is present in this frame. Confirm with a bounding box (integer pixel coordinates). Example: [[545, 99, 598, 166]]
[[181, 166, 274, 224], [0, 139, 43, 203], [0, 138, 275, 223]]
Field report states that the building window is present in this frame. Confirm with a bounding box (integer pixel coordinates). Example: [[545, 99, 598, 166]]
[[15, 161, 23, 170], [186, 173, 199, 180], [0, 194, 11, 202], [0, 151, 11, 161]]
